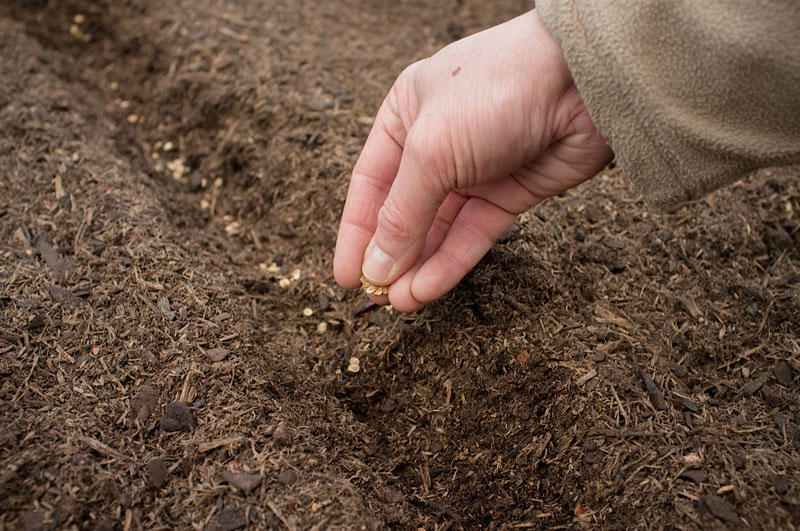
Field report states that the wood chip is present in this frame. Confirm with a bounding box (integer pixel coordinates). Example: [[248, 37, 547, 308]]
[[206, 347, 230, 362], [223, 470, 263, 494], [773, 361, 793, 386], [576, 368, 597, 386], [701, 494, 743, 526]]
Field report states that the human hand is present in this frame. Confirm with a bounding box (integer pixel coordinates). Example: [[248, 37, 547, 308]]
[[334, 9, 613, 312]]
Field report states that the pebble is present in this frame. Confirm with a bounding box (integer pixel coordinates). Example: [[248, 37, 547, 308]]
[[147, 458, 168, 488], [591, 351, 606, 363], [773, 361, 793, 387], [160, 401, 193, 432], [317, 295, 329, 311], [223, 470, 263, 494]]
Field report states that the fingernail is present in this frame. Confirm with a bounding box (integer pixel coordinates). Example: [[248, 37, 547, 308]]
[[362, 243, 394, 284]]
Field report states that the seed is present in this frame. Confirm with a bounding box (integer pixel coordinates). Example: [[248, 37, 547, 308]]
[[302, 307, 313, 317], [359, 275, 389, 296], [316, 321, 328, 333], [278, 278, 291, 290], [73, 14, 86, 24], [126, 113, 139, 123]]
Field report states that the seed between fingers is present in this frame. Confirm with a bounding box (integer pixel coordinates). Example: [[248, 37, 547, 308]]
[[360, 275, 389, 296]]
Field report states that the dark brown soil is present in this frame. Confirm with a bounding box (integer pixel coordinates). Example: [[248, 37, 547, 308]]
[[1, 1, 798, 529]]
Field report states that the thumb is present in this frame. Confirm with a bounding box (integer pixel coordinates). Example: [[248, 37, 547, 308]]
[[361, 129, 450, 286]]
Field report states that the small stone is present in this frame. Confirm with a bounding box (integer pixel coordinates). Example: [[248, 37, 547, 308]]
[[701, 495, 743, 526], [223, 470, 263, 494], [773, 361, 793, 387], [160, 401, 193, 432], [277, 469, 298, 485], [384, 487, 403, 504], [206, 347, 230, 362], [761, 385, 780, 408], [775, 474, 789, 495], [130, 386, 158, 426], [272, 423, 293, 447], [679, 469, 707, 483], [147, 458, 168, 488], [591, 351, 606, 363], [317, 295, 329, 311]]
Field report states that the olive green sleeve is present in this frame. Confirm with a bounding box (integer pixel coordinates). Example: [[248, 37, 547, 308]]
[[536, 0, 800, 208]]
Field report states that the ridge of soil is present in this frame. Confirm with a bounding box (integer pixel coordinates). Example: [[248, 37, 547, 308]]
[[1, 1, 798, 529]]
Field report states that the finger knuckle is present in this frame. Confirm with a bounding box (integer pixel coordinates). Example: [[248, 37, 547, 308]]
[[376, 201, 414, 243]]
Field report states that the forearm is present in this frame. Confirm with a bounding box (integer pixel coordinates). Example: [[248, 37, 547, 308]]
[[537, 0, 800, 207]]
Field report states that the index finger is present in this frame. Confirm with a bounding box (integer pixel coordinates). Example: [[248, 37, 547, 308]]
[[333, 96, 407, 289]]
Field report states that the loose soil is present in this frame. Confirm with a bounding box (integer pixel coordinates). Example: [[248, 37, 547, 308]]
[[1, 1, 798, 529]]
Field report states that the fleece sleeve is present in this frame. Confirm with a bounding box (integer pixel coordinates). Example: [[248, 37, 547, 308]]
[[536, 0, 800, 208]]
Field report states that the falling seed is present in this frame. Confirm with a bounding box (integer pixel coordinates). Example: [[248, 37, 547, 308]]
[[302, 307, 313, 317], [108, 81, 119, 91], [316, 322, 328, 333], [258, 262, 268, 271], [127, 113, 139, 124], [151, 152, 160, 160], [69, 24, 81, 37], [119, 100, 131, 109], [163, 141, 175, 152], [214, 177, 224, 188], [200, 199, 210, 209], [74, 14, 86, 24], [278, 278, 291, 290], [291, 269, 301, 281]]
